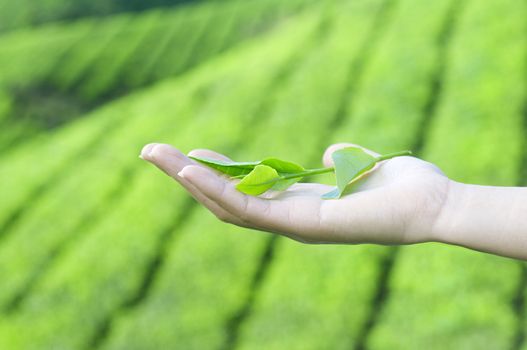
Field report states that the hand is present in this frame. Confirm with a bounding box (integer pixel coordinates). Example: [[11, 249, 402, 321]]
[[140, 143, 450, 245]]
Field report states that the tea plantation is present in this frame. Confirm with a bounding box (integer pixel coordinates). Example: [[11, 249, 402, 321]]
[[0, 0, 525, 349]]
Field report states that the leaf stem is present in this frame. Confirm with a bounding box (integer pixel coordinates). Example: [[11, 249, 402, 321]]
[[279, 167, 335, 180], [231, 174, 250, 179], [230, 167, 334, 182], [376, 150, 412, 162]]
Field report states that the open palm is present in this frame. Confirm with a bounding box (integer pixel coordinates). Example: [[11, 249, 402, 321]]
[[141, 143, 450, 245]]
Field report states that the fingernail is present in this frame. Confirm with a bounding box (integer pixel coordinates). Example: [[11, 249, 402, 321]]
[[178, 166, 190, 179], [178, 166, 193, 179], [140, 143, 158, 160]]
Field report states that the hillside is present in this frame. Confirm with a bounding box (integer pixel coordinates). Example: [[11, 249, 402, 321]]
[[0, 0, 205, 32], [0, 0, 526, 349], [0, 0, 310, 150]]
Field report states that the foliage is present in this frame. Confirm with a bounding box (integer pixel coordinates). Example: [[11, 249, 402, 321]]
[[0, 0, 525, 349], [191, 147, 411, 197], [0, 0, 204, 32]]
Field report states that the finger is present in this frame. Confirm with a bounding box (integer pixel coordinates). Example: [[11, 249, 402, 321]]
[[184, 180, 248, 227], [188, 149, 233, 162], [322, 142, 380, 167], [140, 142, 160, 160], [142, 143, 190, 178], [179, 165, 304, 233], [141, 144, 243, 225]]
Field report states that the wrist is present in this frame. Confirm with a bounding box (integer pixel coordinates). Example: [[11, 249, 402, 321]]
[[405, 177, 458, 245], [428, 179, 461, 244]]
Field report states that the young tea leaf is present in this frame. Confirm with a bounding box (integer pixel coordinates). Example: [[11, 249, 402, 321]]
[[322, 147, 377, 199], [190, 155, 305, 177], [236, 165, 281, 195], [260, 157, 305, 174], [270, 177, 301, 191], [189, 156, 259, 177]]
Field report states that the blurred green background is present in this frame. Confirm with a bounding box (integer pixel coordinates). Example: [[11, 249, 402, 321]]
[[0, 0, 526, 349]]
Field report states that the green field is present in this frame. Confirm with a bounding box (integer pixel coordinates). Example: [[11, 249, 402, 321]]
[[0, 0, 526, 348]]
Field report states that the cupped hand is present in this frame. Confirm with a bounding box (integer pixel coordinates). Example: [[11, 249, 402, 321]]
[[140, 143, 450, 245]]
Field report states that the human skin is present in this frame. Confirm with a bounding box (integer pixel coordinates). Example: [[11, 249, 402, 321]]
[[140, 142, 527, 261]]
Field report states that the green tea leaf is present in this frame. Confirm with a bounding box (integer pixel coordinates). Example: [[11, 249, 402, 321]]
[[333, 147, 377, 192], [249, 158, 305, 192], [322, 147, 377, 199], [190, 155, 304, 178], [260, 157, 305, 174], [236, 165, 281, 195], [189, 156, 259, 177], [270, 178, 301, 191]]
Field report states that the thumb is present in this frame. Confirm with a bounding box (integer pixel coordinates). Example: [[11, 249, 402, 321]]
[[322, 143, 380, 167]]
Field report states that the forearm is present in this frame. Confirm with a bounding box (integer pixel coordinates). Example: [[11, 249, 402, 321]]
[[433, 181, 527, 260]]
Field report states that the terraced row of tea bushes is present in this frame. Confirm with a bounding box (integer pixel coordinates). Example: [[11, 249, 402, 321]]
[[0, 20, 94, 86], [0, 11, 322, 350], [0, 0, 201, 33], [104, 6, 212, 95], [0, 19, 123, 150], [0, 82, 198, 311], [0, 0, 310, 97], [0, 89, 10, 123], [49, 1, 217, 97], [99, 2, 384, 349], [0, 13, 156, 152], [0, 102, 125, 229], [236, 0, 458, 348], [368, 0, 527, 349], [46, 15, 132, 95], [62, 10, 164, 101], [0, 0, 312, 150], [0, 8, 193, 151], [55, 0, 312, 101]]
